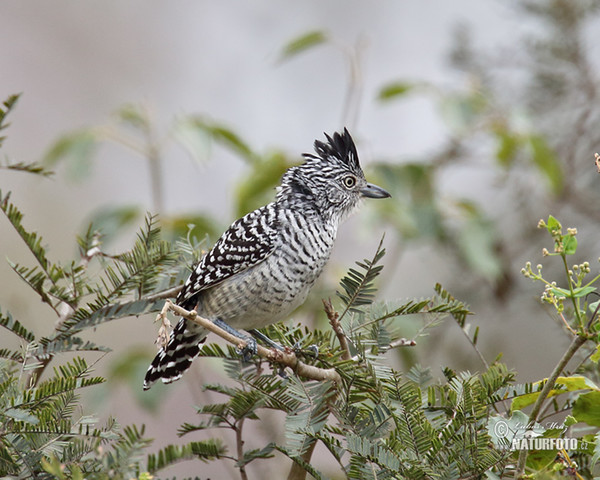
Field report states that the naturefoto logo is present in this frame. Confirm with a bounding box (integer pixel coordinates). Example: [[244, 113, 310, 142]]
[[488, 411, 580, 451]]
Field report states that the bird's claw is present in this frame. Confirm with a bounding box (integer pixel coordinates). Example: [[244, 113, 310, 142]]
[[292, 341, 319, 358], [306, 344, 319, 357], [236, 337, 258, 362]]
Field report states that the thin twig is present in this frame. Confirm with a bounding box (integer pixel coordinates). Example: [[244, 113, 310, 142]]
[[559, 311, 577, 335], [235, 418, 249, 480], [286, 442, 317, 480], [457, 322, 489, 370], [165, 301, 342, 384], [322, 298, 351, 361]]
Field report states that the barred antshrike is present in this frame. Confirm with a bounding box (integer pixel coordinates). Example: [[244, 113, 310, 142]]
[[144, 128, 390, 389]]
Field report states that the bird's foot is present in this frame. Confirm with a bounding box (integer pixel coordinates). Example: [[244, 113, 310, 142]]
[[213, 318, 259, 362], [292, 341, 319, 358], [235, 336, 257, 362]]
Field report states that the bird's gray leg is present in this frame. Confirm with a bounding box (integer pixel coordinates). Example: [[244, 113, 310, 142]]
[[293, 341, 319, 358], [213, 318, 257, 361], [248, 329, 319, 358], [248, 329, 284, 351]]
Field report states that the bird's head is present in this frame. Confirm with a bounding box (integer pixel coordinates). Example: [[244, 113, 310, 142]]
[[277, 128, 390, 224]]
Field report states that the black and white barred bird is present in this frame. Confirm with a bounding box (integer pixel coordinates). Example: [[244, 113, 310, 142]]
[[143, 128, 390, 390]]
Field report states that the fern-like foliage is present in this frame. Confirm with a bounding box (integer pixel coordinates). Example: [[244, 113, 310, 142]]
[[0, 94, 20, 148], [0, 188, 182, 352], [337, 235, 386, 317], [147, 438, 226, 473], [1, 97, 232, 478], [0, 357, 117, 477], [0, 95, 53, 176], [3, 94, 574, 478], [175, 267, 513, 479]]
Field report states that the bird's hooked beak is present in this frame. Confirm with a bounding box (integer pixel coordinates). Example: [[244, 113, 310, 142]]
[[360, 182, 391, 199]]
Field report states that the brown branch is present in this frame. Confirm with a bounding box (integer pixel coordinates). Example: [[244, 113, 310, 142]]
[[286, 442, 317, 480], [164, 300, 343, 480], [322, 298, 351, 361], [164, 301, 342, 384], [235, 418, 249, 480]]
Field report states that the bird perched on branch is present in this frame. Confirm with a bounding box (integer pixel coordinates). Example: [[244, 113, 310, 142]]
[[143, 128, 390, 390]]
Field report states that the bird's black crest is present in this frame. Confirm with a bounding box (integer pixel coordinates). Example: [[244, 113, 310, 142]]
[[305, 128, 360, 170]]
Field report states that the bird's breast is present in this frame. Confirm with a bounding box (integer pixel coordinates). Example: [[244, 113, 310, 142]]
[[198, 213, 336, 329]]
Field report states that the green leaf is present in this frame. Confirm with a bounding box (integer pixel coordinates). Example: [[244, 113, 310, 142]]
[[529, 135, 563, 195], [336, 236, 386, 317], [511, 375, 599, 411], [146, 439, 226, 472], [573, 391, 600, 427], [172, 115, 212, 164], [3, 407, 39, 424], [117, 103, 150, 129], [589, 300, 600, 316], [0, 348, 24, 362], [0, 190, 52, 274], [455, 203, 502, 281], [488, 411, 530, 448], [0, 93, 21, 148], [0, 160, 54, 177], [591, 345, 600, 364], [563, 234, 577, 255], [85, 204, 141, 244], [57, 299, 165, 338], [284, 378, 335, 457], [181, 117, 256, 163], [377, 82, 415, 102], [237, 444, 276, 467], [0, 309, 35, 342], [550, 285, 595, 298], [367, 163, 443, 241], [439, 92, 487, 134], [44, 130, 98, 180], [41, 455, 67, 479], [546, 214, 561, 233], [564, 415, 578, 427], [279, 30, 328, 61], [433, 283, 473, 327], [31, 336, 109, 358], [493, 126, 522, 168]]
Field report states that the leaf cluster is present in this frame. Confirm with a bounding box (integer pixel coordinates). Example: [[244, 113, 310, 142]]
[[172, 244, 515, 479], [0, 94, 224, 478]]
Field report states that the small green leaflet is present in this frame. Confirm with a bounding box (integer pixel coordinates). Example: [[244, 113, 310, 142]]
[[550, 285, 595, 299]]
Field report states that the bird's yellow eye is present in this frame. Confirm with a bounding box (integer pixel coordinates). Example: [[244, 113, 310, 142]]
[[342, 175, 357, 189]]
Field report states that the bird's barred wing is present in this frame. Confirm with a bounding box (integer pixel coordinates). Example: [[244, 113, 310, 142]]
[[176, 204, 280, 310]]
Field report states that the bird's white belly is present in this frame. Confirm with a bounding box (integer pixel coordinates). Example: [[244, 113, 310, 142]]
[[198, 250, 328, 329]]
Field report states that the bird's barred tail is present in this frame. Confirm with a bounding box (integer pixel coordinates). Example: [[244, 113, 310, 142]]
[[143, 318, 206, 390]]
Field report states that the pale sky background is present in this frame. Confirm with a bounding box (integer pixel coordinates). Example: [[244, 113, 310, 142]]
[[1, 2, 558, 478]]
